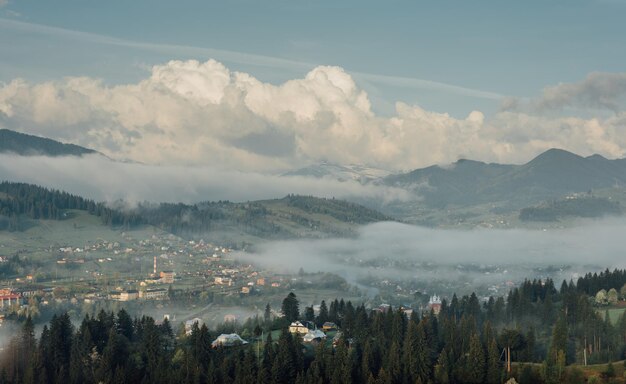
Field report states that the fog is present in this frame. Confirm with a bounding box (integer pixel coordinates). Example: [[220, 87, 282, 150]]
[[0, 154, 412, 205], [234, 220, 626, 295]]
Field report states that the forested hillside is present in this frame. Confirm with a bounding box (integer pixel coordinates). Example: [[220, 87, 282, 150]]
[[0, 182, 390, 239], [519, 197, 622, 222], [0, 182, 137, 231], [0, 129, 97, 157]]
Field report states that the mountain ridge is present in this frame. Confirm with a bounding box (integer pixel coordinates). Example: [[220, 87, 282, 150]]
[[384, 148, 626, 209], [0, 129, 100, 157]]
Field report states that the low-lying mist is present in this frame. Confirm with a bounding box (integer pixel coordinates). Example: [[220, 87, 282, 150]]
[[0, 154, 412, 205], [234, 220, 626, 296]]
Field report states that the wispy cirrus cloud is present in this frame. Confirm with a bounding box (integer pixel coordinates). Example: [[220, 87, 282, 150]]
[[0, 18, 503, 101]]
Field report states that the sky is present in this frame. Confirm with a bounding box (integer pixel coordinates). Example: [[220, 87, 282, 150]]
[[1, 0, 626, 172]]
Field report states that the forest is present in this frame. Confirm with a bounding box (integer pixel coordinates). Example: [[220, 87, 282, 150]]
[[1, 269, 626, 383], [519, 197, 622, 222], [0, 182, 386, 238]]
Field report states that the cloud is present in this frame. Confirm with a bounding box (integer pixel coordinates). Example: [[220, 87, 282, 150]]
[[502, 72, 626, 113], [1, 59, 626, 171], [0, 1, 8, 8], [0, 153, 413, 204]]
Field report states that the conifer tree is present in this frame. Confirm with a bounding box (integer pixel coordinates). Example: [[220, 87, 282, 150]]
[[465, 332, 486, 383]]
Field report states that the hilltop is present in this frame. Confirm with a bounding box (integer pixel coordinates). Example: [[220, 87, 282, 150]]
[[380, 148, 626, 226], [0, 129, 99, 157], [0, 182, 391, 245]]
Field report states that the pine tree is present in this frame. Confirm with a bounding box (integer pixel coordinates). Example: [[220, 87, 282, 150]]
[[485, 337, 501, 384], [464, 333, 486, 383], [550, 314, 568, 363], [434, 349, 450, 384], [281, 292, 300, 323]]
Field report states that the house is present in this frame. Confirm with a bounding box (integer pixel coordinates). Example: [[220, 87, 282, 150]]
[[140, 288, 168, 300], [303, 329, 327, 343], [211, 333, 248, 348], [160, 271, 175, 284], [119, 290, 139, 301], [185, 318, 203, 335], [289, 321, 310, 335], [15, 286, 44, 298], [214, 276, 233, 286], [241, 286, 250, 294], [256, 278, 266, 286], [378, 304, 391, 313], [428, 294, 442, 315], [322, 322, 337, 331], [0, 288, 21, 308]]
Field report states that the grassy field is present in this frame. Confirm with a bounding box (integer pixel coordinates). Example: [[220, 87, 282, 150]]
[[512, 360, 626, 383], [596, 306, 626, 325]]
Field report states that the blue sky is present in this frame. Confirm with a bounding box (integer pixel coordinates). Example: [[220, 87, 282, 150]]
[[1, 1, 626, 171], [3, 0, 625, 115]]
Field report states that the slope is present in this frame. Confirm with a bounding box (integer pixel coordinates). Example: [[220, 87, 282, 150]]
[[0, 129, 98, 157]]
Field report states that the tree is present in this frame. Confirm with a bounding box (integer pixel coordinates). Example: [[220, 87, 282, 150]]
[[264, 303, 272, 325], [465, 333, 486, 383], [317, 300, 329, 326], [499, 329, 524, 374], [304, 306, 315, 322], [434, 349, 450, 384], [281, 292, 300, 323], [485, 338, 501, 384], [549, 315, 567, 363]]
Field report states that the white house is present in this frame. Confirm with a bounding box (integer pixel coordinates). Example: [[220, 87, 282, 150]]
[[211, 333, 248, 348]]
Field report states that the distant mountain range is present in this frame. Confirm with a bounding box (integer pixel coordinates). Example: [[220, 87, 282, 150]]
[[383, 148, 626, 209], [0, 129, 98, 157], [3, 128, 626, 227]]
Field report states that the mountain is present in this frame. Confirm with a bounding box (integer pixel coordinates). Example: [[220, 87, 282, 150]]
[[282, 162, 390, 183], [384, 148, 626, 210], [0, 129, 98, 157], [379, 148, 626, 227]]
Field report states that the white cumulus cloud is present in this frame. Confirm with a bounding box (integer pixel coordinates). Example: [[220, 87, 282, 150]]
[[1, 59, 625, 171]]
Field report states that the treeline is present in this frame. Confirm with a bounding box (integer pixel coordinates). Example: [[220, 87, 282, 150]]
[[576, 268, 626, 296], [519, 197, 622, 222], [3, 270, 626, 384], [284, 195, 390, 224], [0, 182, 388, 238], [0, 182, 139, 231]]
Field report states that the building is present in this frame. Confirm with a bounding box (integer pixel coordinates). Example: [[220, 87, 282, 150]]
[[428, 294, 442, 315], [119, 289, 139, 301], [322, 322, 337, 331], [15, 286, 44, 298], [140, 288, 168, 300], [185, 318, 203, 335], [241, 286, 250, 294], [160, 271, 175, 284], [256, 277, 266, 286], [211, 333, 247, 348], [288, 321, 310, 335], [214, 276, 233, 286], [377, 304, 391, 313], [0, 289, 21, 308], [303, 329, 327, 343]]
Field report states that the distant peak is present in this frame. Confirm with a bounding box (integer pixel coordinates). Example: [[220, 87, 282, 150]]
[[586, 153, 607, 161], [527, 148, 582, 164]]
